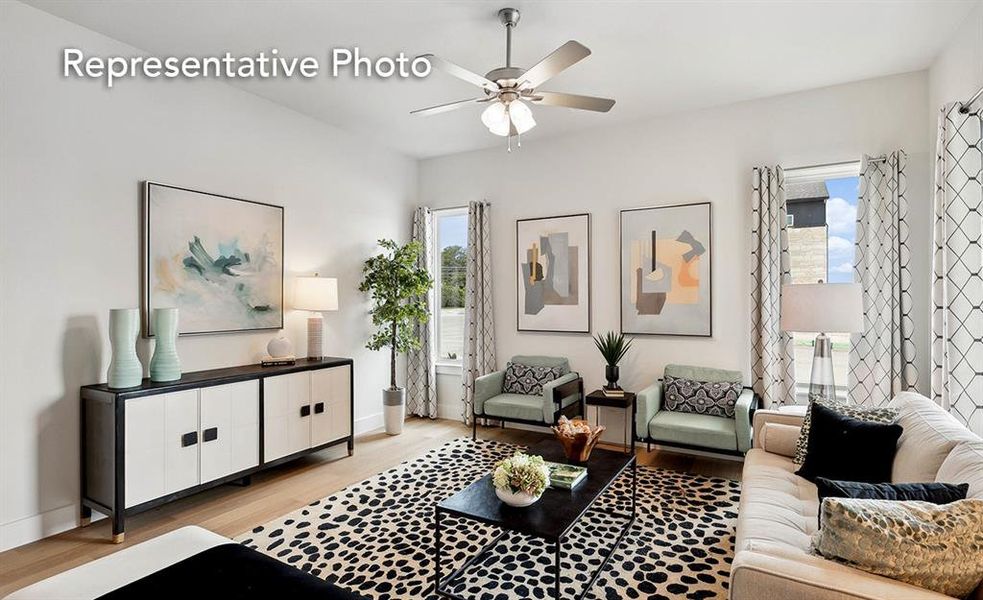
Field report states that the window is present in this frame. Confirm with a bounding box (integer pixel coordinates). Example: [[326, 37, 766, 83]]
[[784, 162, 860, 397], [433, 208, 468, 365]]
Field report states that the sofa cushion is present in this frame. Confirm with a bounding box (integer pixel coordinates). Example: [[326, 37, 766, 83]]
[[761, 422, 801, 458], [483, 393, 578, 422], [815, 478, 968, 513], [663, 374, 742, 418], [796, 403, 902, 484], [888, 392, 979, 483], [813, 497, 983, 599], [936, 440, 983, 500], [502, 362, 562, 396], [648, 411, 737, 451], [737, 449, 819, 555], [794, 399, 898, 465]]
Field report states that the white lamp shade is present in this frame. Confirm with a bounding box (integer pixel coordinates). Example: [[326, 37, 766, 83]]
[[481, 102, 510, 137], [508, 100, 536, 134], [294, 276, 338, 311], [780, 283, 863, 333]]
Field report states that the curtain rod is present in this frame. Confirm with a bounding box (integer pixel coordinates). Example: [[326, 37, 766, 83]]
[[960, 84, 983, 114]]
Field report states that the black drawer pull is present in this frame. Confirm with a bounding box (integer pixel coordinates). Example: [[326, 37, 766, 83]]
[[181, 431, 198, 447], [314, 402, 325, 414], [300, 405, 311, 417], [203, 427, 218, 442]]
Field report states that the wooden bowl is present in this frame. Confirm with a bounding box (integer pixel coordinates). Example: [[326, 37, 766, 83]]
[[552, 420, 606, 463]]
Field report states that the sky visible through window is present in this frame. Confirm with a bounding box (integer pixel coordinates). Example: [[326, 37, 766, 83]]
[[440, 214, 467, 249], [824, 176, 859, 283]]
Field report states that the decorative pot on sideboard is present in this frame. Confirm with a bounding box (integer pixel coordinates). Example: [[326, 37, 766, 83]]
[[384, 387, 406, 435], [107, 308, 142, 389], [150, 308, 181, 382]]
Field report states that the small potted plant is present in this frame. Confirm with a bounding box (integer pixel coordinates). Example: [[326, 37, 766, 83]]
[[492, 452, 550, 507], [593, 331, 632, 390], [359, 239, 433, 435]]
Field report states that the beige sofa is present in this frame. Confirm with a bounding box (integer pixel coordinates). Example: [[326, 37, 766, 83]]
[[731, 392, 983, 600]]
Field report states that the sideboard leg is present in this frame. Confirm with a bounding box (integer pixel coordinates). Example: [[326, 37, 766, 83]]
[[80, 504, 92, 527], [112, 513, 125, 544], [348, 438, 354, 456]]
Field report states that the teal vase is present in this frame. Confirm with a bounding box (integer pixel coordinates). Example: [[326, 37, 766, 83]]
[[150, 308, 181, 382], [107, 308, 143, 389]]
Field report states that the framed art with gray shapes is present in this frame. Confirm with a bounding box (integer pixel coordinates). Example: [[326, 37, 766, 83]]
[[620, 202, 712, 336], [516, 213, 591, 333], [144, 182, 284, 336]]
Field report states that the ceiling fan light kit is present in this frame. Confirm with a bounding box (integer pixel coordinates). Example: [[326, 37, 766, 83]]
[[412, 7, 615, 151]]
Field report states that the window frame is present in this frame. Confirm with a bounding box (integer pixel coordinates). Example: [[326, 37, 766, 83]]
[[431, 207, 468, 370], [784, 161, 861, 403]]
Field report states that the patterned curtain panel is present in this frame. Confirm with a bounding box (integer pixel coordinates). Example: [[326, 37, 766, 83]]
[[848, 152, 917, 407], [462, 201, 496, 424], [407, 206, 437, 418], [750, 166, 796, 408], [932, 103, 983, 434]]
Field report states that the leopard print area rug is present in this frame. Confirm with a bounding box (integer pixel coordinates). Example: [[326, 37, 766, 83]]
[[236, 438, 741, 600]]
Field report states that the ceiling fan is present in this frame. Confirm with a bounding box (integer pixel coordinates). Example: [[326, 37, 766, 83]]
[[411, 7, 615, 151]]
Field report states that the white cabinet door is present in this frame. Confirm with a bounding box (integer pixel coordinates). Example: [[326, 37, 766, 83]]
[[263, 372, 311, 462], [311, 366, 351, 447], [163, 390, 200, 497], [199, 380, 259, 484], [124, 390, 198, 508]]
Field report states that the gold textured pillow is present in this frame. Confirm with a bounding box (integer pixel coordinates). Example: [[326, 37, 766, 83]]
[[812, 498, 983, 598]]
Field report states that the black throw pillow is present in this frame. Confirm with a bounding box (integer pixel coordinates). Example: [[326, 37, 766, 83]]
[[795, 403, 903, 484], [814, 478, 969, 527]]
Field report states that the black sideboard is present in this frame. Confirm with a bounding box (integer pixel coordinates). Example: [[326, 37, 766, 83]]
[[80, 357, 354, 542]]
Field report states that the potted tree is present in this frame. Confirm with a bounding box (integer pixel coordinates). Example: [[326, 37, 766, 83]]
[[359, 239, 433, 435], [593, 331, 633, 390]]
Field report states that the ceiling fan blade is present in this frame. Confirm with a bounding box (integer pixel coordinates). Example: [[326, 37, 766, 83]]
[[421, 54, 498, 91], [410, 97, 488, 116], [519, 41, 591, 89], [525, 91, 615, 112]]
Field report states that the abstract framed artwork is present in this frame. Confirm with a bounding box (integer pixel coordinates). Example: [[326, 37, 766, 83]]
[[620, 202, 712, 336], [144, 182, 284, 336], [516, 213, 591, 333]]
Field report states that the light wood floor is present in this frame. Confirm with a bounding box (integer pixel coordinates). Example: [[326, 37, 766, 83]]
[[0, 418, 742, 596]]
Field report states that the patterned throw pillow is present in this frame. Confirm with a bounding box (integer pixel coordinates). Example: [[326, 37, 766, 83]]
[[813, 498, 983, 598], [793, 399, 899, 465], [502, 362, 563, 396], [663, 375, 741, 418]]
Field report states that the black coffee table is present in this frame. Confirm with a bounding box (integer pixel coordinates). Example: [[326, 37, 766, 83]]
[[434, 440, 637, 600]]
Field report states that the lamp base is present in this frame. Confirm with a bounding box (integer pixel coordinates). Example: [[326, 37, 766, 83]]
[[307, 315, 323, 360], [808, 332, 837, 402]]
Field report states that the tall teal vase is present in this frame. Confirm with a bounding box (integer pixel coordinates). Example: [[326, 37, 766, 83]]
[[150, 308, 182, 382], [107, 308, 143, 389]]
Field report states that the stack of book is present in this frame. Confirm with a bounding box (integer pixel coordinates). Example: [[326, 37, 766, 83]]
[[546, 462, 587, 490], [602, 388, 625, 398], [261, 355, 297, 367]]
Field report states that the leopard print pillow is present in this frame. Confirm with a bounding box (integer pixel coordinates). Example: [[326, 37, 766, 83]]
[[794, 399, 898, 465], [502, 362, 563, 396], [813, 498, 983, 598], [663, 375, 741, 418]]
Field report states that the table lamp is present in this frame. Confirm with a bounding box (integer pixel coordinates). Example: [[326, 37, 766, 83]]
[[294, 274, 339, 360], [780, 282, 863, 403]]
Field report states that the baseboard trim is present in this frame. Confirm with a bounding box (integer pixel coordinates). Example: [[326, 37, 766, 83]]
[[354, 412, 384, 435], [0, 503, 81, 552]]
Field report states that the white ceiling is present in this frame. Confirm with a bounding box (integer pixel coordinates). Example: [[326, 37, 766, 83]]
[[27, 0, 976, 158]]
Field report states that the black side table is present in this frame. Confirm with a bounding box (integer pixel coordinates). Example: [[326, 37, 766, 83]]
[[585, 389, 636, 454]]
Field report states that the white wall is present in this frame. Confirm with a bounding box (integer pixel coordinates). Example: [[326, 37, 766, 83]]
[[420, 71, 933, 427], [929, 0, 982, 123], [0, 2, 416, 551]]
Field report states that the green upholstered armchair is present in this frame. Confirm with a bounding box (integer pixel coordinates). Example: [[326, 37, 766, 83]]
[[635, 364, 759, 455], [472, 355, 585, 439]]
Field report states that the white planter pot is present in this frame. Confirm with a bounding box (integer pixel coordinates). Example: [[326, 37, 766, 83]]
[[495, 487, 543, 507], [383, 388, 405, 435]]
